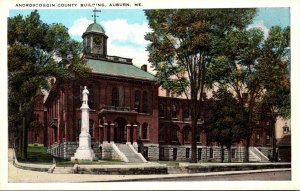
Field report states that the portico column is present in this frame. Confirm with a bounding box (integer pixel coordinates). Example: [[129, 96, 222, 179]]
[[99, 125, 103, 144], [103, 123, 108, 144], [110, 123, 115, 143], [133, 124, 138, 147], [126, 124, 131, 144]]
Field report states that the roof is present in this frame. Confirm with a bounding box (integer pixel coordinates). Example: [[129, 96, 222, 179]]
[[87, 59, 156, 81], [85, 22, 105, 33], [277, 134, 291, 147]]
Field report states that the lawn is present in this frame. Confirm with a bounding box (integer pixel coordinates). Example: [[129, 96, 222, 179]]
[[17, 145, 125, 165], [17, 145, 60, 164]]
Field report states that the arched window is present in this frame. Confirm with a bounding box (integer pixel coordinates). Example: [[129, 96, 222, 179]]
[[142, 123, 148, 139], [118, 86, 124, 107], [134, 90, 141, 112], [142, 91, 148, 113], [171, 103, 177, 118], [159, 103, 165, 117], [112, 87, 119, 107]]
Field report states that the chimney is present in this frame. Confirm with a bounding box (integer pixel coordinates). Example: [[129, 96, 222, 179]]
[[141, 64, 147, 72]]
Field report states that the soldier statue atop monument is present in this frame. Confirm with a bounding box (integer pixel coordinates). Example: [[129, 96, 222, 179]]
[[82, 86, 89, 105]]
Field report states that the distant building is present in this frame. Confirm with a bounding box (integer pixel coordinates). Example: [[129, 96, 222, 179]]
[[277, 123, 291, 162]]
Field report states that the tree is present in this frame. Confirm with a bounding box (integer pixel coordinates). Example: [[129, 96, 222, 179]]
[[145, 9, 256, 162], [205, 89, 247, 162], [8, 10, 90, 159], [207, 28, 265, 162], [207, 24, 290, 162], [257, 26, 290, 161]]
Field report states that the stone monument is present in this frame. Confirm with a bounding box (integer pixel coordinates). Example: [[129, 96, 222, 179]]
[[71, 86, 95, 161]]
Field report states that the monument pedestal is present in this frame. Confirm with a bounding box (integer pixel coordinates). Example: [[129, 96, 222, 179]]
[[71, 132, 95, 161], [71, 86, 95, 161]]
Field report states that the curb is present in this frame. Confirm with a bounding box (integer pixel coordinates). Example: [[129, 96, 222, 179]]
[[97, 168, 291, 182], [11, 149, 51, 173]]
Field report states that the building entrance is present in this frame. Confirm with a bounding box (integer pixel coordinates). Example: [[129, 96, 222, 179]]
[[114, 117, 127, 143]]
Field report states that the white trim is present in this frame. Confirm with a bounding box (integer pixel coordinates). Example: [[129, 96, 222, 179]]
[[128, 144, 147, 163], [111, 143, 129, 162]]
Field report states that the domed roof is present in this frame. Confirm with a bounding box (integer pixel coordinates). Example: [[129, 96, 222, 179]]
[[85, 22, 105, 33]]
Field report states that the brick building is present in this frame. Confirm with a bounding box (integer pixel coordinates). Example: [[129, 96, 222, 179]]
[[30, 20, 274, 162]]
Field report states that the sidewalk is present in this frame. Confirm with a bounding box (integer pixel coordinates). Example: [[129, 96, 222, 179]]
[[8, 159, 290, 183], [8, 149, 291, 182]]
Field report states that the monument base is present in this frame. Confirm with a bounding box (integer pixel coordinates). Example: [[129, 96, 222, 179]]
[[71, 133, 96, 161], [71, 148, 95, 161]]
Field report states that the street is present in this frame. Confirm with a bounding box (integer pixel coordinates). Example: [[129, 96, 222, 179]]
[[135, 171, 291, 181]]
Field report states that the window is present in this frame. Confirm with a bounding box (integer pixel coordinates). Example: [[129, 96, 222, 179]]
[[88, 85, 94, 109], [142, 123, 148, 139], [186, 148, 190, 158], [266, 133, 271, 145], [159, 126, 165, 142], [112, 87, 119, 107], [283, 123, 289, 134], [209, 148, 214, 158], [231, 148, 236, 159], [171, 127, 178, 142], [256, 132, 261, 144], [136, 123, 140, 139], [142, 91, 148, 113], [118, 86, 124, 107], [198, 148, 202, 161], [34, 133, 39, 143], [171, 103, 177, 118], [159, 147, 165, 160], [134, 90, 141, 112], [159, 103, 165, 117], [173, 148, 177, 160], [89, 119, 94, 137], [183, 127, 190, 143], [183, 106, 190, 119], [196, 127, 201, 142]]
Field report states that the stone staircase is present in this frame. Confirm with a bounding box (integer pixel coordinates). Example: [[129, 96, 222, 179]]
[[52, 166, 73, 174], [249, 147, 269, 162], [116, 144, 146, 163]]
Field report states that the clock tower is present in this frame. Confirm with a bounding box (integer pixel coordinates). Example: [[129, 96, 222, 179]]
[[82, 10, 108, 58]]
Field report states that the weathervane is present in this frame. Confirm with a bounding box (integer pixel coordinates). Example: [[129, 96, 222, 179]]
[[92, 8, 101, 23]]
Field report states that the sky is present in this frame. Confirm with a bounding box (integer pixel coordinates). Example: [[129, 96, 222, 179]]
[[9, 8, 290, 71]]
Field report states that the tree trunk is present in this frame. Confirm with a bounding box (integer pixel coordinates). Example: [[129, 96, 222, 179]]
[[17, 125, 22, 157], [190, 88, 198, 163], [244, 137, 250, 162], [21, 117, 27, 159], [221, 144, 224, 163], [191, 118, 197, 163], [227, 146, 232, 163], [271, 118, 277, 162]]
